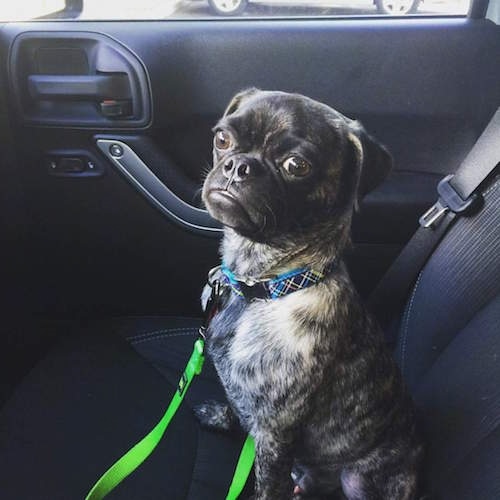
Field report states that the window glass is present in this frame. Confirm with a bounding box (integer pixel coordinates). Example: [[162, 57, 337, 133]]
[[0, 0, 471, 21], [1, 1, 65, 21]]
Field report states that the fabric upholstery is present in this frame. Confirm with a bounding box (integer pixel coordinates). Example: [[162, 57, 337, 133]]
[[0, 319, 246, 500], [0, 177, 498, 499], [397, 175, 500, 498], [397, 176, 500, 391]]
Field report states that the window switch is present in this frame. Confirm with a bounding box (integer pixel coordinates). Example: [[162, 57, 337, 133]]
[[57, 157, 85, 173], [46, 153, 103, 178]]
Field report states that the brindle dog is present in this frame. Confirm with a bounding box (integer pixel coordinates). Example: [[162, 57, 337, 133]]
[[196, 89, 423, 500]]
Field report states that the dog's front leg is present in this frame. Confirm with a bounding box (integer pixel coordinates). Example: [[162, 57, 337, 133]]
[[254, 433, 294, 500]]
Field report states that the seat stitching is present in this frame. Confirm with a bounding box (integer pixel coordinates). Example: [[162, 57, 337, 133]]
[[129, 330, 198, 345], [127, 327, 199, 342], [401, 270, 423, 377], [482, 176, 500, 197]]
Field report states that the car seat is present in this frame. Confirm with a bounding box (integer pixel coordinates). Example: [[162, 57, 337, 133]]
[[0, 172, 498, 499]]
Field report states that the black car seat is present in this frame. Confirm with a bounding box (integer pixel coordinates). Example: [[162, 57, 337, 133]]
[[0, 171, 499, 499]]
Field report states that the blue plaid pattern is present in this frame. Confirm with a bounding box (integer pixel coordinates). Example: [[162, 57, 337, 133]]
[[220, 261, 336, 301], [267, 267, 326, 298]]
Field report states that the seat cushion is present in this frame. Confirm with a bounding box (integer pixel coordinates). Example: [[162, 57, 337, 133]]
[[414, 295, 500, 499], [0, 317, 248, 500]]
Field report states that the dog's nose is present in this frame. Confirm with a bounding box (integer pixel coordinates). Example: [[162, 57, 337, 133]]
[[222, 158, 254, 182]]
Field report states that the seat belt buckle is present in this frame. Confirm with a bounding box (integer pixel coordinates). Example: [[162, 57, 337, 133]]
[[419, 174, 480, 228], [419, 199, 448, 229]]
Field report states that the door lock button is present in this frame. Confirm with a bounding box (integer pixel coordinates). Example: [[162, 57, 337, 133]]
[[109, 144, 124, 158]]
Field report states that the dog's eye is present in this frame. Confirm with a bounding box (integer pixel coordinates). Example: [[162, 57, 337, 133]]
[[214, 130, 232, 151], [282, 156, 311, 177]]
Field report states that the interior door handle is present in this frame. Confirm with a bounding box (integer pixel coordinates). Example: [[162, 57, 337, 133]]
[[28, 74, 132, 101], [96, 138, 222, 237], [10, 32, 151, 127]]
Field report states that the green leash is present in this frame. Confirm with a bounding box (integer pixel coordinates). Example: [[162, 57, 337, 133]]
[[85, 338, 255, 500]]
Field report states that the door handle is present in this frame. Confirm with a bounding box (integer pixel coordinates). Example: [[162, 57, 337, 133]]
[[28, 74, 132, 101], [10, 32, 151, 127], [96, 138, 222, 237]]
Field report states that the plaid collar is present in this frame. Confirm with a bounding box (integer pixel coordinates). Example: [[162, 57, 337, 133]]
[[219, 261, 336, 300]]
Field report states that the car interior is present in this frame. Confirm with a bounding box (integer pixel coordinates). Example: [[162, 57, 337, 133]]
[[0, 0, 499, 498]]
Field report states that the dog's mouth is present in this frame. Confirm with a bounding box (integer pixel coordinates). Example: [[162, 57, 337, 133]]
[[205, 189, 258, 233]]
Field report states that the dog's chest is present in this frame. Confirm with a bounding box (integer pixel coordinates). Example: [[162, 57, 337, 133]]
[[206, 290, 320, 428]]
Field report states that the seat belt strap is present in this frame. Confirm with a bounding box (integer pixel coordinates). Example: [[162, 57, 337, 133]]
[[451, 108, 500, 201], [368, 107, 500, 329]]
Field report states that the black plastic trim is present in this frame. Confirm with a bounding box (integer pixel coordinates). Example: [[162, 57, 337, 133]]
[[8, 31, 152, 129]]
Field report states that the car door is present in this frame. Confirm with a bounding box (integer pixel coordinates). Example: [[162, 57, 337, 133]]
[[0, 0, 499, 399]]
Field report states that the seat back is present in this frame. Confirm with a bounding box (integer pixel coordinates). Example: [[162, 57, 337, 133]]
[[396, 175, 500, 499]]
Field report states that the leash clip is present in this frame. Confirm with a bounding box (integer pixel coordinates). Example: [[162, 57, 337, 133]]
[[200, 270, 226, 338], [207, 265, 222, 288]]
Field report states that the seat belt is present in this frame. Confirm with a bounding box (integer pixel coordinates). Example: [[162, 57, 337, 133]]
[[368, 107, 500, 330]]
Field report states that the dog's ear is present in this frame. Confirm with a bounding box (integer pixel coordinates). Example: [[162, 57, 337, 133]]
[[224, 88, 260, 117], [346, 121, 393, 210]]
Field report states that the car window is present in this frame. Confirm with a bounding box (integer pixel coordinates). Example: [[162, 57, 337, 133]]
[[0, 0, 471, 21]]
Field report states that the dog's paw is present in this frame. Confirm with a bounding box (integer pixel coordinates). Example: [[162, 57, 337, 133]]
[[193, 400, 238, 432], [292, 485, 344, 500], [292, 487, 323, 500], [292, 493, 343, 500]]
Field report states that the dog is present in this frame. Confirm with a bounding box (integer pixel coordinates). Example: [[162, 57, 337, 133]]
[[196, 89, 423, 499]]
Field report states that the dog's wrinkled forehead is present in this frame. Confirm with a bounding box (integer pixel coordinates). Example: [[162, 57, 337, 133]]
[[216, 90, 345, 153], [213, 89, 393, 212]]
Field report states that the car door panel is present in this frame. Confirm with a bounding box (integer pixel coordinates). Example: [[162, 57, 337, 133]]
[[1, 18, 499, 318]]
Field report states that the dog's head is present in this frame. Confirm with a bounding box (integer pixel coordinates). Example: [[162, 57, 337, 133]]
[[202, 89, 392, 241]]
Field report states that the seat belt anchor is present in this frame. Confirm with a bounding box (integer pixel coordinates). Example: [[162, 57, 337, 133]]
[[419, 174, 480, 228]]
